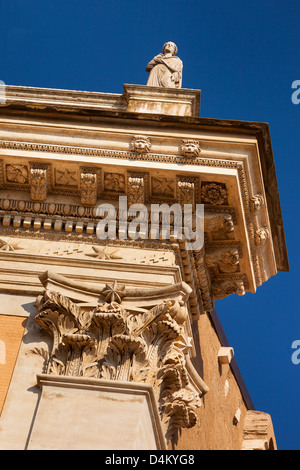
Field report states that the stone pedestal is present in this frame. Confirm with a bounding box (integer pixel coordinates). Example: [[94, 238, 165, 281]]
[[123, 84, 201, 117], [27, 375, 166, 450]]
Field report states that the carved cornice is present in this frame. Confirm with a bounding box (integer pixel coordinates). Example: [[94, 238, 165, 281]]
[[0, 136, 279, 303]]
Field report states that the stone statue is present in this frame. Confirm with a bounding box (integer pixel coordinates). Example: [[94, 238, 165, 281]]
[[146, 42, 183, 88]]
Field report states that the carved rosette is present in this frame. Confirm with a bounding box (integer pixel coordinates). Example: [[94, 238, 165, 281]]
[[201, 182, 228, 205], [32, 282, 202, 441]]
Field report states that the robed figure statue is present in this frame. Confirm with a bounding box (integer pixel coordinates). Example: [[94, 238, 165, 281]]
[[146, 42, 183, 89]]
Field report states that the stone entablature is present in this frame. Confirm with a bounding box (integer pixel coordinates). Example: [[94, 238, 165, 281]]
[[0, 85, 289, 315]]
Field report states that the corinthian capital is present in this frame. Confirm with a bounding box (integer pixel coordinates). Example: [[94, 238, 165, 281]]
[[30, 271, 207, 441]]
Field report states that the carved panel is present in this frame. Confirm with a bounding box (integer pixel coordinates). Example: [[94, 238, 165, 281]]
[[206, 248, 240, 274], [6, 164, 29, 185], [151, 176, 175, 198], [54, 167, 78, 188], [201, 182, 228, 205], [103, 172, 126, 193]]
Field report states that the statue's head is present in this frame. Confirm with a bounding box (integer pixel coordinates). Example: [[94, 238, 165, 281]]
[[162, 41, 178, 56]]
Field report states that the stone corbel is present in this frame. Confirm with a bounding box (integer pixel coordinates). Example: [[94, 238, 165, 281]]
[[30, 164, 49, 202], [177, 178, 195, 207], [80, 169, 98, 206], [212, 277, 246, 300], [204, 212, 234, 233], [130, 135, 151, 154], [127, 173, 145, 205], [205, 247, 240, 274]]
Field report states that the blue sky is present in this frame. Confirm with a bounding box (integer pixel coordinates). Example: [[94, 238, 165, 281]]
[[1, 0, 299, 450]]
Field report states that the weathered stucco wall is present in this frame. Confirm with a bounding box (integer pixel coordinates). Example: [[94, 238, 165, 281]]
[[173, 312, 249, 450], [0, 315, 26, 414]]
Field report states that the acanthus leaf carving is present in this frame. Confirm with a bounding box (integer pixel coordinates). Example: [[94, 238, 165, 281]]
[[31, 274, 206, 441]]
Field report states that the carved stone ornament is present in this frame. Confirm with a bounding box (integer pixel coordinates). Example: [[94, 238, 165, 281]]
[[130, 135, 151, 154], [6, 164, 29, 184], [255, 227, 270, 245], [250, 194, 264, 212], [30, 168, 47, 202], [30, 270, 208, 441], [104, 172, 125, 193], [212, 278, 245, 300], [206, 248, 240, 274], [127, 175, 145, 205], [177, 180, 195, 206], [80, 172, 97, 206], [201, 183, 228, 205], [204, 213, 234, 233], [180, 140, 201, 158]]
